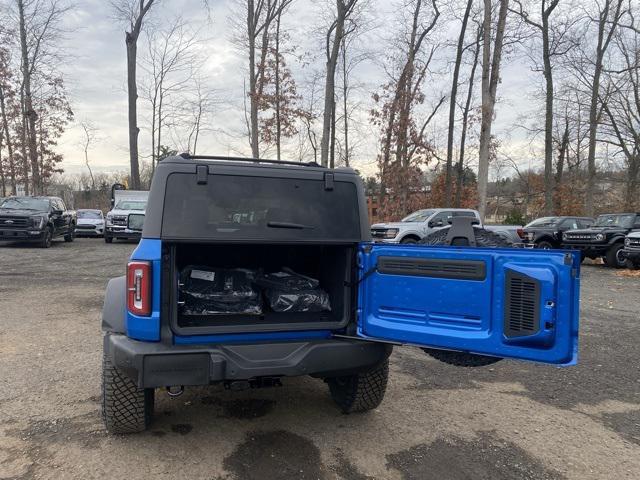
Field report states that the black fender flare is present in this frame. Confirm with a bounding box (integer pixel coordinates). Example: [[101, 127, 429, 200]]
[[607, 236, 625, 246], [102, 276, 126, 333]]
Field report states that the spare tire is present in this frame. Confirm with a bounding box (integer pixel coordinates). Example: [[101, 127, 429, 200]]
[[419, 226, 506, 367]]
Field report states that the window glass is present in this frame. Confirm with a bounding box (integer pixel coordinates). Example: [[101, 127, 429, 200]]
[[162, 173, 361, 241]]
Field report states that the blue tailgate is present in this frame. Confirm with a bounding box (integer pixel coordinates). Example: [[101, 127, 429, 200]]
[[357, 244, 580, 365]]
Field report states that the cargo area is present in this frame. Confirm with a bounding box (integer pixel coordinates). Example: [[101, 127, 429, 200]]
[[168, 243, 355, 334]]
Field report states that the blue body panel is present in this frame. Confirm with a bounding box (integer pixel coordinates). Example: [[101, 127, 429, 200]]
[[126, 238, 162, 341], [357, 244, 580, 365]]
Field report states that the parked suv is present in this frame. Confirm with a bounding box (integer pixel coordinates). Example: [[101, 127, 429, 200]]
[[562, 213, 640, 268], [101, 155, 580, 433], [0, 196, 76, 248], [371, 208, 480, 243], [75, 209, 105, 237], [622, 231, 640, 268], [523, 216, 594, 249]]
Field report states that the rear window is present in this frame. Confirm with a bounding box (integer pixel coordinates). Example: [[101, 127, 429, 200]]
[[161, 173, 361, 241]]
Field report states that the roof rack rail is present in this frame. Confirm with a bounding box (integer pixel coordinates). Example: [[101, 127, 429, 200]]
[[178, 153, 322, 168]]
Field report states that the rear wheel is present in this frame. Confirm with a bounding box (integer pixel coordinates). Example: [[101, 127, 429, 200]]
[[536, 240, 554, 250], [102, 356, 154, 434], [605, 243, 625, 269], [400, 237, 419, 244], [327, 359, 389, 413], [420, 227, 506, 367]]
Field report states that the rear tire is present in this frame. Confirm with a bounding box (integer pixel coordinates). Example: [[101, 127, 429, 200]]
[[420, 226, 506, 367], [327, 360, 389, 414], [400, 237, 418, 244], [536, 240, 554, 250], [421, 226, 511, 248], [104, 235, 113, 244], [605, 243, 625, 269], [102, 356, 154, 434]]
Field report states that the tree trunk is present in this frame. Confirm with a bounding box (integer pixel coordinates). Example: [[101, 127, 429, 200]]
[[275, 10, 282, 160], [341, 40, 349, 167], [330, 98, 336, 168], [19, 92, 29, 196], [455, 24, 481, 208], [585, 0, 622, 216], [554, 117, 569, 213], [445, 0, 473, 207], [478, 0, 509, 221], [321, 1, 347, 167], [126, 34, 141, 189], [0, 84, 17, 194], [18, 0, 40, 194], [541, 1, 558, 216]]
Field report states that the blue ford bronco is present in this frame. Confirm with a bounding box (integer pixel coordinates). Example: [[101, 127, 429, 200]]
[[101, 155, 580, 433]]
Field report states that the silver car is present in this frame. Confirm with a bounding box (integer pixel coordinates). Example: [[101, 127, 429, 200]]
[[75, 209, 105, 237], [371, 208, 481, 244]]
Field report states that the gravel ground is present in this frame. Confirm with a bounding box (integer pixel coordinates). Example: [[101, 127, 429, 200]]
[[0, 238, 639, 480]]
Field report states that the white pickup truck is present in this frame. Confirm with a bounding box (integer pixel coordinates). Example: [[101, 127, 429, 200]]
[[104, 189, 149, 243], [371, 208, 523, 245]]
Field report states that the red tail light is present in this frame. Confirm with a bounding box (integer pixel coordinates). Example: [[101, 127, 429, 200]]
[[127, 261, 151, 316], [516, 228, 525, 239]]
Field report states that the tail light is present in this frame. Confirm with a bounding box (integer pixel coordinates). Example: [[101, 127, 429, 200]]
[[127, 261, 151, 316], [516, 228, 525, 239]]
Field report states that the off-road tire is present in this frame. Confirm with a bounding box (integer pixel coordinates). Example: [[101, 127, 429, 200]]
[[420, 226, 511, 248], [104, 235, 113, 244], [420, 226, 506, 367], [605, 243, 625, 269], [102, 356, 154, 434], [400, 237, 419, 244], [536, 240, 554, 250], [626, 259, 640, 270], [64, 226, 75, 242], [40, 227, 53, 248], [327, 359, 389, 414]]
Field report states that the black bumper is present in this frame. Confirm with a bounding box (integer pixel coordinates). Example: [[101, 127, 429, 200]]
[[622, 249, 640, 261], [0, 229, 45, 242], [104, 334, 392, 388], [105, 227, 141, 239], [561, 243, 609, 255]]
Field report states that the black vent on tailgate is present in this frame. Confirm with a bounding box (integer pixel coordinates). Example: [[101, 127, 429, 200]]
[[504, 271, 540, 337], [377, 256, 486, 280]]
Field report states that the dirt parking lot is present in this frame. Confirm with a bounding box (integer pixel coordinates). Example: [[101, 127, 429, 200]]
[[0, 238, 639, 480]]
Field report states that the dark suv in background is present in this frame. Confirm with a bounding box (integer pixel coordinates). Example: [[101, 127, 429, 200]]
[[523, 216, 594, 249], [562, 213, 640, 268], [0, 196, 76, 248]]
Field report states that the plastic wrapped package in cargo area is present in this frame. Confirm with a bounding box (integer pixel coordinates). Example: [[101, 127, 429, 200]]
[[256, 268, 331, 313], [179, 266, 262, 315]]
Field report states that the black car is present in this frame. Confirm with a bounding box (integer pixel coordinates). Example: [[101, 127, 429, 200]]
[[523, 216, 594, 249], [0, 196, 77, 248], [561, 213, 640, 268]]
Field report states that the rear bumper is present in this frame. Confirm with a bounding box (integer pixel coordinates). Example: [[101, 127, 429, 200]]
[[104, 333, 392, 388], [0, 229, 45, 242]]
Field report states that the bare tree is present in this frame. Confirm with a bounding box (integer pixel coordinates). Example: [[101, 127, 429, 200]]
[[79, 121, 99, 190], [320, 0, 359, 167], [455, 20, 482, 208], [238, 0, 292, 158], [581, 0, 624, 216], [444, 0, 474, 206], [143, 17, 200, 171], [477, 0, 509, 220], [510, 0, 562, 215], [112, 0, 157, 189]]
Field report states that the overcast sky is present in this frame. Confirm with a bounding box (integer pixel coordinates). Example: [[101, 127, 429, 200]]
[[56, 0, 541, 178]]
